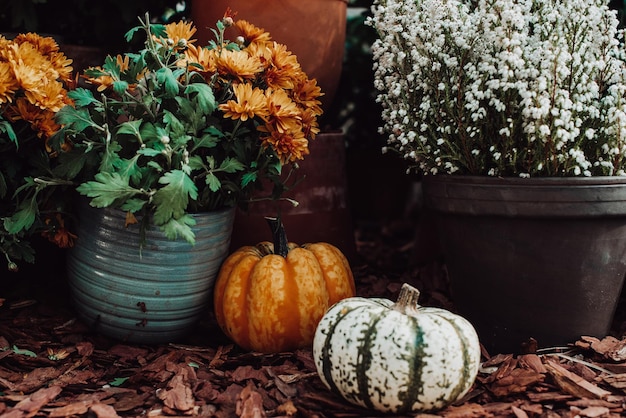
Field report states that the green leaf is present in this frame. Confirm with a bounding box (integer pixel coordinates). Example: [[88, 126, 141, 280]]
[[185, 83, 217, 114], [160, 215, 197, 243], [206, 156, 216, 170], [138, 148, 163, 157], [12, 345, 37, 358], [149, 23, 168, 39], [100, 140, 123, 174], [157, 67, 179, 98], [241, 171, 258, 188], [4, 194, 38, 234], [1, 120, 17, 144], [206, 172, 221, 192], [114, 156, 142, 185], [187, 155, 204, 171], [140, 121, 158, 140], [117, 120, 144, 138], [102, 54, 122, 77], [124, 26, 142, 42], [76, 172, 138, 207], [219, 158, 245, 174], [113, 80, 129, 96], [152, 170, 198, 225], [194, 133, 219, 149], [109, 377, 129, 387], [67, 88, 99, 107], [120, 198, 146, 213], [163, 110, 185, 138], [55, 106, 97, 132], [0, 172, 6, 199]]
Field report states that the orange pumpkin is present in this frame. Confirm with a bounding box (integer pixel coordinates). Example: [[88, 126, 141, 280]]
[[213, 218, 356, 353]]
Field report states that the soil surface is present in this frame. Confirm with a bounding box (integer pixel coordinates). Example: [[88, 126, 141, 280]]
[[2, 216, 626, 418]]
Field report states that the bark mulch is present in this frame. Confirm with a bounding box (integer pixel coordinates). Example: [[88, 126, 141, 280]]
[[2, 218, 626, 418]]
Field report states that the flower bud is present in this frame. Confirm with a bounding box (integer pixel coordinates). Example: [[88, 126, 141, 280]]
[[161, 135, 170, 145], [223, 17, 234, 27]]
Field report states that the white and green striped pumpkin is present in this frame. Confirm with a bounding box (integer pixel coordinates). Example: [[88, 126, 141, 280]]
[[312, 283, 481, 413]]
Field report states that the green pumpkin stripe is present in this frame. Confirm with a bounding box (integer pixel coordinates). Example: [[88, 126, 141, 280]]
[[319, 300, 364, 398], [399, 316, 426, 412], [429, 310, 479, 403], [354, 307, 384, 410]]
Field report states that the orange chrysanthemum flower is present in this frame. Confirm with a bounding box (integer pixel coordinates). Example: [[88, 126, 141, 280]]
[[13, 33, 59, 56], [10, 35, 73, 83], [182, 44, 218, 75], [300, 108, 321, 139], [162, 21, 197, 50], [264, 88, 302, 134], [219, 82, 269, 121], [11, 98, 62, 146], [84, 54, 131, 92], [42, 214, 77, 249], [292, 77, 323, 116], [215, 49, 262, 81], [261, 126, 309, 163], [0, 61, 19, 104], [235, 20, 272, 46], [260, 45, 301, 91]]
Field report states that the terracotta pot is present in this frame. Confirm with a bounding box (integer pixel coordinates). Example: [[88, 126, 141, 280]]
[[191, 0, 348, 110], [422, 175, 626, 354], [230, 131, 356, 262]]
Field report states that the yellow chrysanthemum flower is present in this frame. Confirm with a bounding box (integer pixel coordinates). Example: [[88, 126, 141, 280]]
[[219, 82, 269, 121]]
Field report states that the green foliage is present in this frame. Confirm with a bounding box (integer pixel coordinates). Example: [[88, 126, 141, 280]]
[[45, 14, 290, 245], [2, 11, 321, 270]]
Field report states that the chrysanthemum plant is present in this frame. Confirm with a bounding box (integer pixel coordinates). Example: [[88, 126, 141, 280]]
[[369, 0, 626, 177], [0, 33, 75, 271], [48, 13, 322, 247]]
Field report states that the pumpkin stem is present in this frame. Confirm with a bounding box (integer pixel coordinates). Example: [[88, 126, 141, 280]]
[[392, 283, 422, 315], [266, 216, 289, 258]]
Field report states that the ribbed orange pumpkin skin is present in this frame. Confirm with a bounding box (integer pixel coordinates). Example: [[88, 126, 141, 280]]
[[214, 241, 356, 353]]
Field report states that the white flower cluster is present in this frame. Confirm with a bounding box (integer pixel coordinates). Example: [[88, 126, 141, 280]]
[[368, 0, 626, 176]]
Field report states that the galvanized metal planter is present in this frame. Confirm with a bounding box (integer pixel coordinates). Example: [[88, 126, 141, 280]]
[[67, 203, 235, 344], [422, 175, 626, 354]]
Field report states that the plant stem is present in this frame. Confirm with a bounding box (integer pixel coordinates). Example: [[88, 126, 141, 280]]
[[391, 283, 422, 315], [265, 216, 289, 258]]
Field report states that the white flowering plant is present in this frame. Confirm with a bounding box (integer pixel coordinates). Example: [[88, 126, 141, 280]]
[[368, 0, 626, 177]]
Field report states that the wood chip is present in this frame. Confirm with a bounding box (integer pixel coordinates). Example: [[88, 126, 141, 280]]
[[544, 359, 612, 400], [577, 406, 611, 417], [602, 373, 626, 391]]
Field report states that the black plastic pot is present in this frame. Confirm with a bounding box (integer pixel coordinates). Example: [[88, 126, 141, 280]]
[[422, 175, 626, 354]]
